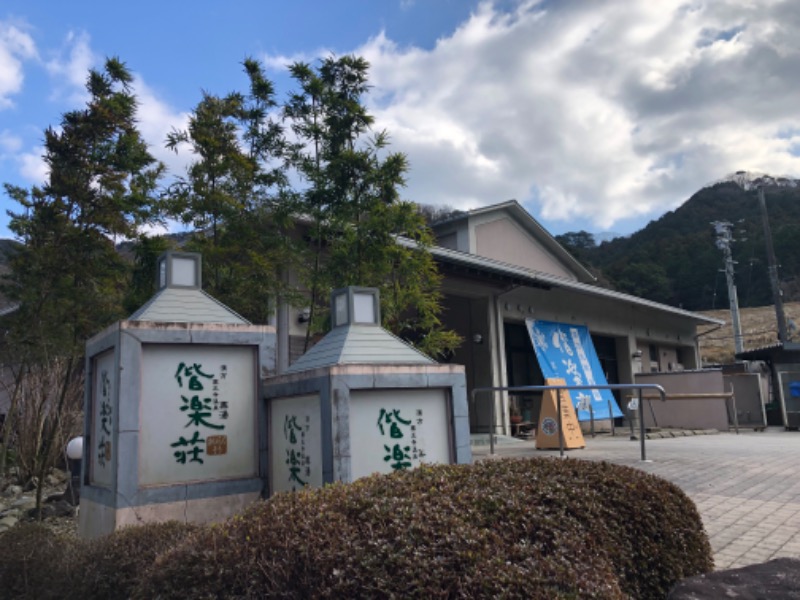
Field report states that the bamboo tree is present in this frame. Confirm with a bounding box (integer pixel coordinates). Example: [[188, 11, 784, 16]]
[[164, 59, 301, 323], [284, 56, 460, 358]]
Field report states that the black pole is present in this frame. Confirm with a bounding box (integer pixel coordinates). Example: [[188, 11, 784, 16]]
[[639, 388, 646, 461], [557, 389, 564, 458]]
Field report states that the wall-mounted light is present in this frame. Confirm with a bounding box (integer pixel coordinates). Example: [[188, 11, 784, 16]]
[[297, 307, 311, 323], [472, 334, 483, 344]]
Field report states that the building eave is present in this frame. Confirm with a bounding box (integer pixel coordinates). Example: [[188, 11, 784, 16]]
[[398, 237, 724, 326]]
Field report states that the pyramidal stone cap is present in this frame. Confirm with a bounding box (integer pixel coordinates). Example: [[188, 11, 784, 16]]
[[286, 286, 435, 373], [128, 251, 250, 325]]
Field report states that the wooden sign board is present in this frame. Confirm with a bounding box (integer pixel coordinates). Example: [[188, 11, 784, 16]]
[[536, 378, 585, 450]]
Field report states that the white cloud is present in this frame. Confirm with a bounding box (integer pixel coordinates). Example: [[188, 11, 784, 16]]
[[0, 22, 37, 109], [4, 29, 190, 188], [132, 76, 191, 179], [45, 30, 95, 104], [260, 49, 334, 74], [19, 146, 47, 183], [350, 0, 800, 231], [0, 130, 22, 154]]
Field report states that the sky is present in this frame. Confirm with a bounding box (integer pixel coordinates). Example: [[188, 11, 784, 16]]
[[1, 0, 800, 240]]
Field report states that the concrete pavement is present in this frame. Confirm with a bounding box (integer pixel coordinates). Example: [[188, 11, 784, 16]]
[[472, 428, 800, 570]]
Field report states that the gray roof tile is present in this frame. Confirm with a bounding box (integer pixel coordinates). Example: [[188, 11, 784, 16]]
[[286, 324, 435, 373], [129, 288, 250, 325]]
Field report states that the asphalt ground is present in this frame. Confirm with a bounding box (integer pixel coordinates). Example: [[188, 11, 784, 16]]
[[472, 428, 800, 570]]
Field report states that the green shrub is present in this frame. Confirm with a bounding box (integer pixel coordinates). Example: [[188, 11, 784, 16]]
[[134, 458, 713, 599], [0, 523, 79, 600], [65, 520, 198, 600]]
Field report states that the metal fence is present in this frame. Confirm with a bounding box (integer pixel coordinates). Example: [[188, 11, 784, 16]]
[[471, 383, 667, 461]]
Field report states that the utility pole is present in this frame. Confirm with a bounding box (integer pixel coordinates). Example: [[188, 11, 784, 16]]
[[712, 221, 744, 355], [758, 186, 789, 344]]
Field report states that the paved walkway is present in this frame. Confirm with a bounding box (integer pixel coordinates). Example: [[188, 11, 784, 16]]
[[472, 428, 800, 570]]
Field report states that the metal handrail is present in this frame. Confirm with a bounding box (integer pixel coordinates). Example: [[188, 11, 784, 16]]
[[471, 383, 667, 461]]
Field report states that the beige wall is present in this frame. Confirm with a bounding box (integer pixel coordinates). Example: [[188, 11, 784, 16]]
[[635, 370, 729, 430], [724, 373, 766, 427], [473, 217, 577, 279]]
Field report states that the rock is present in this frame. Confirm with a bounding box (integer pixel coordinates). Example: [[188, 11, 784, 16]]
[[29, 500, 75, 519], [2, 484, 22, 498], [0, 514, 18, 529], [45, 492, 65, 504], [11, 496, 36, 511], [669, 558, 800, 599], [23, 477, 38, 492]]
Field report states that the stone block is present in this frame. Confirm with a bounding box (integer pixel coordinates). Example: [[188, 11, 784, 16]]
[[669, 558, 800, 599]]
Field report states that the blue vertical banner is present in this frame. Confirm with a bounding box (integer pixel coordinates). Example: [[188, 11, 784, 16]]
[[526, 318, 623, 421]]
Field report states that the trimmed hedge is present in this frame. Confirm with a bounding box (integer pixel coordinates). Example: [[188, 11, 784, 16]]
[[134, 459, 712, 599], [0, 459, 713, 598]]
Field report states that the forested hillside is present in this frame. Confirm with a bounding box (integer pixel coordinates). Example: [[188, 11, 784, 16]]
[[558, 178, 800, 311]]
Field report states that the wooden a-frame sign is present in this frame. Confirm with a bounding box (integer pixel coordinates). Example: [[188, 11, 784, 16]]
[[536, 378, 585, 450]]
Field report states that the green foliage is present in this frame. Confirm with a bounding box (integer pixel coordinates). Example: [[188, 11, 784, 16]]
[[132, 459, 711, 599], [0, 523, 79, 599], [124, 234, 177, 313], [574, 182, 800, 310], [3, 57, 163, 357], [165, 59, 300, 324], [285, 56, 460, 358], [0, 58, 162, 504], [555, 230, 596, 263], [614, 262, 674, 304]]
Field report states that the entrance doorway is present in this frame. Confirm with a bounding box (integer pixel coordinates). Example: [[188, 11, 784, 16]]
[[504, 322, 544, 433]]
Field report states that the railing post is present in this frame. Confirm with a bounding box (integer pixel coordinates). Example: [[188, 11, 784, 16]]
[[489, 389, 495, 455], [730, 383, 739, 434], [639, 388, 646, 461], [608, 398, 615, 436], [557, 388, 564, 458], [473, 383, 664, 463]]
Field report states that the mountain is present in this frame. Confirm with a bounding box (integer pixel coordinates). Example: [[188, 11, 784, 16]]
[[560, 173, 800, 311]]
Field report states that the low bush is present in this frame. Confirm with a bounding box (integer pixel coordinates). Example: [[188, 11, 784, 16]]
[[65, 520, 198, 600], [0, 522, 78, 599], [133, 458, 713, 599], [0, 459, 713, 598]]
